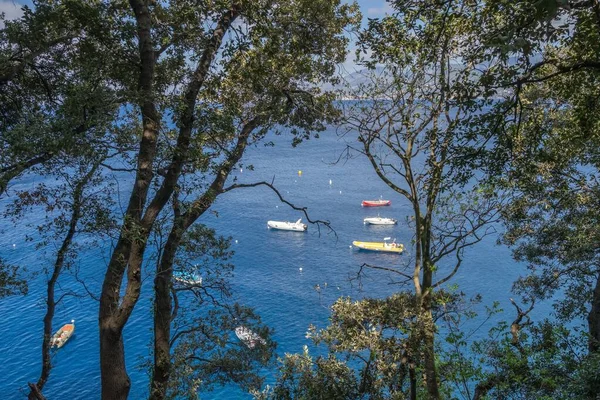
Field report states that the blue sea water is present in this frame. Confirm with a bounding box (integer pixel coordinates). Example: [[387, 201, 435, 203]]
[[0, 128, 530, 399]]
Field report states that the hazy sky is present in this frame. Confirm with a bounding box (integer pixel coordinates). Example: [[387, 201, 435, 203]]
[[357, 0, 394, 18]]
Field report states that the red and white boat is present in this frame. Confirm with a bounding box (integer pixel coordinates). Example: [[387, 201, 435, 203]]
[[361, 199, 391, 207]]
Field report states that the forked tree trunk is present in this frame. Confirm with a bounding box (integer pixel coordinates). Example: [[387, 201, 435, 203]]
[[99, 3, 239, 396], [98, 1, 158, 397]]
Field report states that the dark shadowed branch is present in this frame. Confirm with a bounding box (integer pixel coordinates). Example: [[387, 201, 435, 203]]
[[223, 179, 335, 238]]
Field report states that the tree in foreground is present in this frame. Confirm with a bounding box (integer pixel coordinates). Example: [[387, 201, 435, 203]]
[[263, 1, 503, 398], [1, 1, 123, 304], [344, 3, 501, 397], [463, 0, 600, 396], [4, 0, 359, 398], [5, 160, 115, 399]]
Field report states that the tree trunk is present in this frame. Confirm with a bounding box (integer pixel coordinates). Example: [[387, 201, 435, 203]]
[[28, 165, 93, 399], [28, 282, 56, 399], [421, 260, 440, 399], [409, 362, 417, 400], [99, 3, 239, 395], [149, 119, 254, 399], [587, 271, 600, 353], [100, 323, 130, 399], [422, 310, 440, 400], [27, 383, 46, 400], [149, 220, 184, 400], [99, 1, 158, 397]]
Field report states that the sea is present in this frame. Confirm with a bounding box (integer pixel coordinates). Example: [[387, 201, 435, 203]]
[[0, 127, 531, 399]]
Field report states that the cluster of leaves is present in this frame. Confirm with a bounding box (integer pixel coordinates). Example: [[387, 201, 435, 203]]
[[0, 258, 27, 298], [260, 290, 481, 399]]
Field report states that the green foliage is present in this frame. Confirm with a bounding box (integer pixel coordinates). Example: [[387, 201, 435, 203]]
[[263, 290, 485, 400], [254, 346, 360, 400], [0, 1, 127, 194], [166, 304, 274, 399], [469, 318, 600, 399], [466, 0, 600, 358], [264, 0, 600, 398], [0, 259, 27, 298], [149, 223, 275, 397]]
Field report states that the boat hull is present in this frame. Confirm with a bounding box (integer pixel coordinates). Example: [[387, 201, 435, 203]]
[[235, 326, 266, 349], [361, 200, 391, 207], [173, 271, 202, 286], [267, 220, 307, 231], [352, 241, 404, 253], [364, 217, 397, 225], [51, 322, 75, 348]]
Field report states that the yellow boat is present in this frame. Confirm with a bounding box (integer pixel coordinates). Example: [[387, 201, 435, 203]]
[[353, 240, 404, 253]]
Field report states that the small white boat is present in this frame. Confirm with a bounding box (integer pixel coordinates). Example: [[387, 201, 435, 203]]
[[235, 326, 266, 349], [173, 271, 202, 286], [267, 218, 307, 232], [364, 217, 397, 225], [50, 320, 75, 348]]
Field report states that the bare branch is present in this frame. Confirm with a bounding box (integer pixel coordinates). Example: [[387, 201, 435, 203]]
[[223, 180, 335, 238]]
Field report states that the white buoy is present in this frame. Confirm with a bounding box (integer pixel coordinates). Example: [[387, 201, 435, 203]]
[[339, 190, 342, 194], [12, 244, 16, 248], [240, 168, 243, 173], [299, 267, 303, 271], [329, 179, 332, 185], [235, 240, 238, 244], [276, 205, 279, 208]]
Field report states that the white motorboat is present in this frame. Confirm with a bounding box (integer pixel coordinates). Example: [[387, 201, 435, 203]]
[[235, 326, 266, 349], [363, 217, 397, 225], [50, 320, 75, 348], [173, 271, 202, 286], [267, 218, 307, 232]]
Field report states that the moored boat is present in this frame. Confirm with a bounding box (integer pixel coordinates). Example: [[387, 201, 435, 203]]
[[352, 238, 404, 253], [173, 271, 202, 286], [267, 218, 307, 232], [364, 216, 397, 225], [361, 199, 391, 207], [235, 326, 266, 349], [50, 320, 75, 348]]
